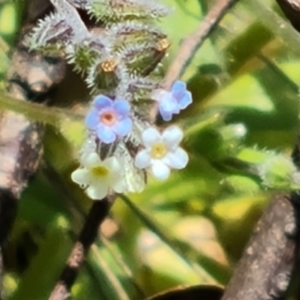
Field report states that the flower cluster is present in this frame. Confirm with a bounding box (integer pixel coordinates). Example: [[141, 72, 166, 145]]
[[27, 0, 193, 200], [71, 80, 192, 200]]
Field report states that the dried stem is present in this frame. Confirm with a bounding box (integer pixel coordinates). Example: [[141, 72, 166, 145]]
[[48, 198, 113, 300], [221, 192, 300, 300], [163, 0, 240, 89]]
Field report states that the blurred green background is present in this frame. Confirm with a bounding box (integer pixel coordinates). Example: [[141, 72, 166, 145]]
[[0, 0, 300, 299]]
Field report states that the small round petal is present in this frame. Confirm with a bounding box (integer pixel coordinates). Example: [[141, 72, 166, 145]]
[[158, 107, 173, 122], [82, 152, 102, 168], [178, 91, 192, 109], [104, 157, 122, 174], [160, 93, 178, 112], [113, 99, 130, 117], [85, 109, 100, 130], [135, 150, 152, 169], [86, 184, 109, 200], [171, 81, 186, 95], [163, 148, 189, 169], [162, 126, 184, 150], [112, 178, 126, 193], [97, 124, 116, 144], [71, 168, 90, 186], [93, 95, 113, 110], [112, 117, 132, 137], [158, 93, 179, 121], [142, 127, 161, 147], [151, 160, 170, 180]]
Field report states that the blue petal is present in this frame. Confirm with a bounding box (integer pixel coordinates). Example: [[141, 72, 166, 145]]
[[172, 81, 189, 103], [159, 106, 173, 121], [113, 117, 132, 136], [97, 123, 116, 143], [178, 91, 192, 109], [113, 99, 130, 117], [160, 94, 178, 113], [93, 95, 113, 111], [85, 109, 99, 130], [171, 81, 186, 95]]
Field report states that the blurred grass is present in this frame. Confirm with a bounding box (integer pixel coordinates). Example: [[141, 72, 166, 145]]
[[0, 0, 300, 299]]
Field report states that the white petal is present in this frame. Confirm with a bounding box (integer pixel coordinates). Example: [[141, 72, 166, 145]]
[[163, 148, 189, 169], [151, 160, 170, 180], [135, 150, 152, 169], [71, 168, 90, 186], [104, 156, 121, 173], [112, 177, 126, 193], [86, 184, 109, 200], [142, 127, 161, 147], [81, 152, 102, 168], [162, 126, 183, 150]]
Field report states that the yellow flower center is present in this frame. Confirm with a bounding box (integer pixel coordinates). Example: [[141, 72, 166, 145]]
[[100, 111, 117, 126], [100, 59, 118, 73], [156, 38, 171, 52], [151, 142, 167, 159], [92, 165, 109, 177]]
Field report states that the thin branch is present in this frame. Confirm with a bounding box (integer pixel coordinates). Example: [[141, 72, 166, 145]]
[[163, 0, 240, 89], [0, 91, 84, 127], [48, 197, 114, 300]]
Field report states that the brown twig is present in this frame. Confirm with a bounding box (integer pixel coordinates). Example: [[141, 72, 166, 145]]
[[221, 192, 300, 300], [163, 0, 240, 89], [48, 197, 113, 300]]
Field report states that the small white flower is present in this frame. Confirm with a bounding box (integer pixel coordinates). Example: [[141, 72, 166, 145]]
[[134, 126, 188, 180], [71, 152, 125, 200]]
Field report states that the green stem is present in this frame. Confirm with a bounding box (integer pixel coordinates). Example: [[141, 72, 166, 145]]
[[0, 90, 84, 126]]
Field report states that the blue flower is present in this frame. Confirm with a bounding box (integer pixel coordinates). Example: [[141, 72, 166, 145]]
[[85, 95, 132, 143], [152, 81, 192, 121]]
